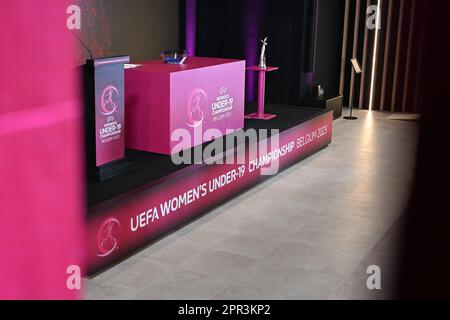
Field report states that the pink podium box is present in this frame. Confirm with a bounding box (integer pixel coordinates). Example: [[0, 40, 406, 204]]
[[125, 57, 246, 155]]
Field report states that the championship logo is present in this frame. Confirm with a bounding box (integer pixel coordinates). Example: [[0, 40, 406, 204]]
[[100, 85, 120, 116], [97, 217, 121, 257], [219, 86, 227, 95], [187, 88, 207, 128]]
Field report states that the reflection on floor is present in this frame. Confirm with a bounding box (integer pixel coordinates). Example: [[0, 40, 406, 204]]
[[86, 109, 419, 300]]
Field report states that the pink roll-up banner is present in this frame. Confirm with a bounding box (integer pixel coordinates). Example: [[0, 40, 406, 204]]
[[0, 0, 85, 299], [91, 57, 129, 167]]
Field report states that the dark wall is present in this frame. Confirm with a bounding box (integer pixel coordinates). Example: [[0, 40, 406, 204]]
[[183, 0, 344, 106], [195, 0, 246, 60], [396, 0, 450, 299], [314, 0, 345, 96], [261, 0, 310, 105], [75, 0, 179, 64]]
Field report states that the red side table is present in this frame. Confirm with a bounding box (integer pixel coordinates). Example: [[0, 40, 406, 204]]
[[245, 66, 279, 120]]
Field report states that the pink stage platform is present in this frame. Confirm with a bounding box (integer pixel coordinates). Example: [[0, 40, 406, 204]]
[[125, 57, 246, 155]]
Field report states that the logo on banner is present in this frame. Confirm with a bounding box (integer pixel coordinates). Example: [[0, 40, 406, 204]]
[[97, 217, 121, 257], [220, 86, 227, 95], [187, 88, 207, 128], [101, 85, 120, 116], [212, 86, 234, 122]]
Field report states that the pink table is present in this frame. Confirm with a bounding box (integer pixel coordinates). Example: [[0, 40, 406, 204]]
[[125, 57, 246, 155], [245, 66, 279, 120]]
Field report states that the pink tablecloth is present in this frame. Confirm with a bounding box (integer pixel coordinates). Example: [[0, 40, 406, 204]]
[[125, 57, 246, 154]]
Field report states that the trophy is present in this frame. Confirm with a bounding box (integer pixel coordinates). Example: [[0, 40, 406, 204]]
[[259, 37, 268, 69], [245, 36, 279, 121]]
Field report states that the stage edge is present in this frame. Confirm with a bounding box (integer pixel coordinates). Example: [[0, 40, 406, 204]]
[[87, 111, 333, 275]]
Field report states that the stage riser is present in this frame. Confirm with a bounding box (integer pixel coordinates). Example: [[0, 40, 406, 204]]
[[87, 111, 333, 275]]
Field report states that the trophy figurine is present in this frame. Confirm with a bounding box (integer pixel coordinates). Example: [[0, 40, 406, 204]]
[[245, 36, 279, 121], [259, 37, 268, 69]]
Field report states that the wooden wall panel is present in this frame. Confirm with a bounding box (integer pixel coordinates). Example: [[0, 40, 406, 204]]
[[339, 0, 422, 113]]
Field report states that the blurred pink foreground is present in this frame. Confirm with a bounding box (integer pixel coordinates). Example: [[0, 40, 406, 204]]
[[0, 1, 84, 299]]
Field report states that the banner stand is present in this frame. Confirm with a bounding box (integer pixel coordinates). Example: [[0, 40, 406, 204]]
[[84, 56, 132, 181]]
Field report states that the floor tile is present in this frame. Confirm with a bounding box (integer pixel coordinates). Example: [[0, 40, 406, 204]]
[[86, 110, 418, 300]]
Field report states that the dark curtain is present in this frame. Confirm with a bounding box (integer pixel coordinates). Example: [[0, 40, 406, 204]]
[[182, 0, 344, 107], [396, 0, 450, 299]]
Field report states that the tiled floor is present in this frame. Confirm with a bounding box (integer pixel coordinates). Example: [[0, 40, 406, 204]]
[[86, 109, 420, 300]]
